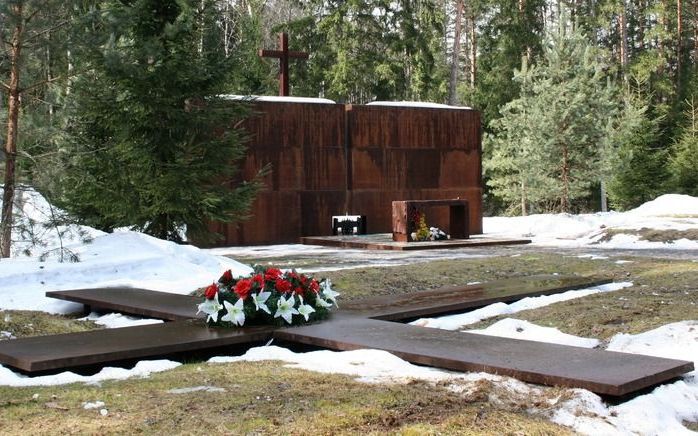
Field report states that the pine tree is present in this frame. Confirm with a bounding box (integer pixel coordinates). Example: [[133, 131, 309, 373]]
[[486, 24, 618, 214], [60, 0, 266, 243], [1, 0, 77, 258]]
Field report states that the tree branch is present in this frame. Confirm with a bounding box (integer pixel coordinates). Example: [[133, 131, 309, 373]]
[[19, 75, 63, 93], [24, 20, 70, 43]]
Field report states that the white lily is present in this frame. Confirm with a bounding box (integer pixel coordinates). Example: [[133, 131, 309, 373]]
[[197, 293, 223, 323], [320, 280, 340, 307], [274, 295, 299, 324], [221, 299, 246, 326], [251, 291, 272, 314], [314, 297, 333, 308], [297, 302, 316, 321]]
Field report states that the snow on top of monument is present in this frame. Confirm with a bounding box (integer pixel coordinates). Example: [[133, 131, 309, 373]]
[[367, 101, 472, 110], [628, 193, 698, 216], [219, 95, 336, 104]]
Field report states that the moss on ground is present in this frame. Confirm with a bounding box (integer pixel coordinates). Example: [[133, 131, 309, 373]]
[[599, 227, 698, 243], [0, 310, 101, 340]]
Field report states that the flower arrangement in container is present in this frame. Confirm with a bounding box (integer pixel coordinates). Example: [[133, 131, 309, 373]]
[[197, 266, 339, 327], [409, 208, 449, 242]]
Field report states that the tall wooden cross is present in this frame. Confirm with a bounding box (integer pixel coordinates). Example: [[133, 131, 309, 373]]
[[258, 32, 309, 96]]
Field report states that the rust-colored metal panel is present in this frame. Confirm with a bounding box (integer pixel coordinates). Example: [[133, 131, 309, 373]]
[[303, 145, 347, 190], [350, 148, 384, 190], [346, 105, 479, 151], [224, 191, 301, 245], [299, 190, 347, 236], [244, 146, 303, 191], [243, 102, 345, 149], [439, 150, 480, 188]]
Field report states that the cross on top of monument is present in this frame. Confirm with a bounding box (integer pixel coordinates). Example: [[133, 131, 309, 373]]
[[258, 32, 309, 96]]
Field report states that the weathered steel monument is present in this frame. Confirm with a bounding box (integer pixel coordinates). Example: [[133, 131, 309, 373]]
[[206, 99, 483, 246]]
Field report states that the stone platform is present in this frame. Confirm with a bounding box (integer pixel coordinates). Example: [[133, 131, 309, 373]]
[[300, 233, 531, 250]]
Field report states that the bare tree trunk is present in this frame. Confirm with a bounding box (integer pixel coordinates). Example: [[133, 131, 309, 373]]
[[619, 0, 629, 77], [1, 3, 24, 258], [694, 0, 698, 61], [561, 145, 570, 213], [448, 0, 463, 104], [468, 4, 477, 89], [677, 0, 683, 88]]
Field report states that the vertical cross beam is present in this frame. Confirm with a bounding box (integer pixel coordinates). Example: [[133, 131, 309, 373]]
[[258, 32, 309, 96]]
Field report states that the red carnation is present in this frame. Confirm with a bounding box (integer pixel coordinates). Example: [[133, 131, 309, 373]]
[[204, 283, 219, 300], [219, 270, 233, 284], [234, 278, 253, 300], [275, 279, 292, 293], [309, 279, 320, 294], [265, 268, 282, 281]]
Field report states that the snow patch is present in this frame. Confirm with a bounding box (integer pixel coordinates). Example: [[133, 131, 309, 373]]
[[81, 312, 163, 329], [412, 282, 632, 331], [0, 360, 180, 386], [367, 101, 471, 110], [220, 95, 336, 104], [167, 385, 226, 394], [468, 318, 600, 348]]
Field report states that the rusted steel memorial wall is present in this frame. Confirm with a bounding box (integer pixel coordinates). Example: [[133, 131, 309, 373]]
[[205, 101, 482, 246]]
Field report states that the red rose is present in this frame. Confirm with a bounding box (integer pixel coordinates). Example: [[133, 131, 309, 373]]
[[293, 286, 304, 296], [219, 270, 233, 284], [309, 279, 320, 294], [234, 278, 253, 300], [275, 279, 292, 293], [204, 283, 219, 300], [300, 275, 308, 285], [252, 274, 264, 287], [265, 268, 282, 281]]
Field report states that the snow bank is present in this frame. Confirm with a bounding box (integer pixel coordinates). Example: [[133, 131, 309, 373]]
[[553, 321, 698, 435], [0, 360, 180, 387], [0, 186, 104, 258], [629, 194, 698, 217], [485, 206, 698, 249], [0, 231, 252, 313]]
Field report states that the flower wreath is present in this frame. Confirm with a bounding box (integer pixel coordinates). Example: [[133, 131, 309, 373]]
[[197, 266, 339, 327]]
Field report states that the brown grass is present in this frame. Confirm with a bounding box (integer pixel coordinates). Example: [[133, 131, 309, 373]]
[[0, 361, 570, 435]]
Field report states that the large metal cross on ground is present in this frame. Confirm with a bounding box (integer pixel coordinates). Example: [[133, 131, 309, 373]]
[[258, 32, 309, 96], [0, 274, 692, 397]]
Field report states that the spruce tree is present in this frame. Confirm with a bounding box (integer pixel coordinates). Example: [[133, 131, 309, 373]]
[[606, 95, 667, 210], [667, 98, 698, 197], [60, 0, 265, 242]]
